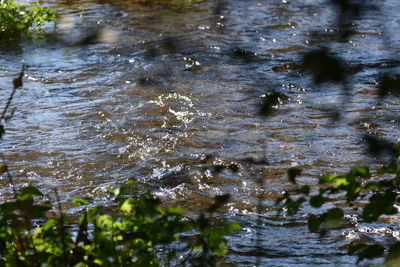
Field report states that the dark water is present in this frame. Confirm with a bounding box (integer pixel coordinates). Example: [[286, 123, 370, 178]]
[[1, 0, 400, 265]]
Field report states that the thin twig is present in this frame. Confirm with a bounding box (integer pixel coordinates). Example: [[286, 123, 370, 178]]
[[0, 66, 26, 198], [1, 65, 25, 121], [0, 153, 16, 197], [255, 143, 267, 267], [55, 189, 68, 262], [255, 176, 264, 267]]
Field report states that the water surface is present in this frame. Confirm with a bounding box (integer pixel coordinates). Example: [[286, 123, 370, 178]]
[[1, 0, 400, 265]]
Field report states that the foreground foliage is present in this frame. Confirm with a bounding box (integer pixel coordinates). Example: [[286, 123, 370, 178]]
[[268, 1, 400, 264], [278, 160, 400, 265], [0, 0, 55, 40], [0, 185, 239, 266]]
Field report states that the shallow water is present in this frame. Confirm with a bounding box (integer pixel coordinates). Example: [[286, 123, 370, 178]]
[[1, 0, 400, 265]]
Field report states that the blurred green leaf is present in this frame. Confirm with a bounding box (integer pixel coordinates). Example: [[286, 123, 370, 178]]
[[310, 195, 325, 208], [324, 208, 344, 221], [127, 178, 137, 185], [333, 177, 349, 188], [362, 191, 397, 222], [87, 206, 102, 221], [114, 186, 127, 198], [319, 174, 336, 184], [308, 214, 321, 232], [298, 185, 310, 195], [167, 206, 184, 216], [287, 168, 301, 183], [350, 167, 370, 179], [386, 243, 400, 267], [120, 198, 135, 213], [20, 186, 43, 196], [352, 244, 385, 262], [72, 198, 91, 206], [96, 215, 113, 229]]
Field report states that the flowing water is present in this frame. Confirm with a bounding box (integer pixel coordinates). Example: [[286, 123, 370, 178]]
[[2, 0, 400, 265]]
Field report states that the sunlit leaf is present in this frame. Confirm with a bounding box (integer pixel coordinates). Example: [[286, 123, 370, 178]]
[[167, 206, 184, 215], [333, 177, 349, 188], [87, 206, 102, 221], [127, 178, 136, 185], [120, 198, 135, 213], [42, 219, 57, 231], [72, 198, 90, 206], [96, 215, 113, 229], [319, 174, 336, 184], [114, 186, 127, 198]]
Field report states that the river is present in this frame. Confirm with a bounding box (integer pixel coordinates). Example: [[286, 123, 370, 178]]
[[1, 0, 400, 265]]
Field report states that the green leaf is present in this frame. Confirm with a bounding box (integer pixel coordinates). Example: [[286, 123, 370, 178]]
[[322, 208, 344, 229], [378, 161, 399, 175], [349, 166, 370, 179], [94, 258, 103, 265], [127, 178, 137, 185], [362, 191, 397, 222], [298, 185, 310, 195], [308, 215, 321, 232], [167, 206, 184, 215], [114, 186, 127, 198], [386, 243, 400, 267], [227, 222, 241, 232], [120, 198, 135, 213], [348, 244, 364, 255], [42, 219, 57, 231], [357, 244, 384, 262], [96, 215, 113, 229], [20, 186, 43, 196], [364, 182, 378, 190], [310, 195, 325, 208], [333, 177, 349, 188], [87, 206, 102, 221], [287, 168, 301, 183], [324, 208, 344, 221], [286, 197, 305, 215], [72, 198, 91, 206], [319, 174, 336, 184]]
